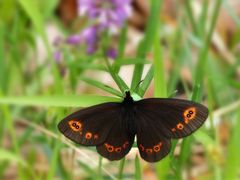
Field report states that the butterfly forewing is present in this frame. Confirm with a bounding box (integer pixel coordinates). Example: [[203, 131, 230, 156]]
[[135, 98, 209, 139], [58, 102, 120, 146]]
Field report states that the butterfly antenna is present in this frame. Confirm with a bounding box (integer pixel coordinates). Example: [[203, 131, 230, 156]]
[[169, 90, 178, 98], [132, 80, 144, 93]]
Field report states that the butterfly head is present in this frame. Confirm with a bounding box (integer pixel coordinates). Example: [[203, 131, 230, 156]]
[[123, 91, 134, 104]]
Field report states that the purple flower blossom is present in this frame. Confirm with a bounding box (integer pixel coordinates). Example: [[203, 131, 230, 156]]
[[78, 0, 132, 32], [53, 0, 132, 61], [53, 51, 62, 62], [107, 48, 117, 59], [66, 34, 82, 45]]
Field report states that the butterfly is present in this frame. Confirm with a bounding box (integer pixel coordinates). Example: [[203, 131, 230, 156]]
[[58, 91, 208, 162]]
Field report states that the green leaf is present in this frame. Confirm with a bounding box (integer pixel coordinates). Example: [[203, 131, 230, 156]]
[[0, 95, 121, 107]]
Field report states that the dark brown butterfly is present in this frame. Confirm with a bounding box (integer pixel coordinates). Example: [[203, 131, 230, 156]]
[[58, 91, 208, 162]]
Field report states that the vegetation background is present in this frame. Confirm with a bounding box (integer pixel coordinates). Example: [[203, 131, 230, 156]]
[[0, 0, 239, 179]]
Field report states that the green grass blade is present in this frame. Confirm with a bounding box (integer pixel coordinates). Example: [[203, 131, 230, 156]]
[[139, 66, 153, 97], [193, 0, 223, 90], [113, 58, 150, 67], [153, 30, 167, 97], [184, 0, 198, 36], [114, 23, 128, 73], [80, 77, 123, 97], [0, 95, 121, 107], [152, 19, 170, 179], [18, 0, 62, 93], [131, 0, 162, 91], [47, 141, 61, 180], [134, 155, 141, 180], [224, 110, 240, 179], [118, 158, 125, 180]]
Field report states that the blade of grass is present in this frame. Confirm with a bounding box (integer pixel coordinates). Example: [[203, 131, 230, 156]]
[[114, 23, 128, 73], [153, 30, 167, 97], [224, 109, 240, 179], [193, 0, 223, 98], [0, 95, 121, 107], [103, 57, 129, 93], [184, 0, 199, 36], [113, 58, 151, 67], [131, 0, 162, 91], [177, 0, 222, 174], [1, 103, 24, 178], [47, 141, 61, 180], [80, 77, 123, 97], [138, 66, 153, 97], [134, 155, 141, 180], [198, 0, 209, 37], [118, 158, 125, 180], [152, 23, 172, 179], [98, 157, 102, 179], [18, 0, 63, 93]]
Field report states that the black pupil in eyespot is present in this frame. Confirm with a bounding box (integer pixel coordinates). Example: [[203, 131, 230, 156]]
[[72, 123, 76, 127], [187, 114, 191, 118], [76, 125, 79, 129], [189, 111, 193, 114]]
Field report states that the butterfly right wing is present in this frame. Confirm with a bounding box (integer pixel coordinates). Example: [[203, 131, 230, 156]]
[[135, 98, 208, 139], [58, 102, 121, 146], [134, 98, 208, 162]]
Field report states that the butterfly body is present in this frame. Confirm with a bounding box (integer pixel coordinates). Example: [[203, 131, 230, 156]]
[[58, 91, 208, 162]]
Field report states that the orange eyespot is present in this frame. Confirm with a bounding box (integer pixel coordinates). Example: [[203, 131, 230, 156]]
[[146, 148, 153, 154], [183, 107, 196, 121], [105, 143, 114, 152], [85, 132, 92, 139], [177, 123, 184, 130], [153, 145, 161, 152], [68, 120, 82, 132], [107, 146, 114, 152], [115, 147, 121, 153]]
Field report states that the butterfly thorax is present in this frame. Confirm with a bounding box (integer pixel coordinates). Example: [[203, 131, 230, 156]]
[[122, 92, 137, 135]]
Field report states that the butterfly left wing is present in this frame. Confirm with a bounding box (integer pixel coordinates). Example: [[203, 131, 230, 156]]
[[96, 109, 135, 161], [134, 109, 171, 162], [58, 102, 121, 146], [135, 98, 209, 139]]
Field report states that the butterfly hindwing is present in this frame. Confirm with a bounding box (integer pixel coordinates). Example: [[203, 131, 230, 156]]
[[135, 98, 209, 139], [96, 110, 135, 161], [135, 110, 171, 162], [58, 102, 120, 146]]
